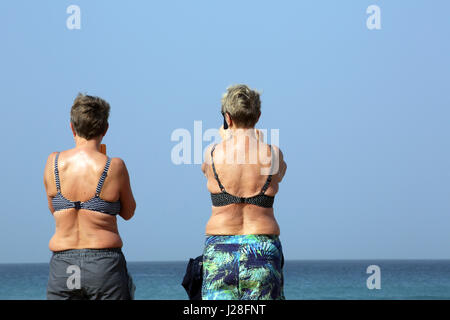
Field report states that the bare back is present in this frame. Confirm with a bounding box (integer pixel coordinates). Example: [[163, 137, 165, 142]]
[[44, 147, 135, 251], [203, 135, 287, 235]]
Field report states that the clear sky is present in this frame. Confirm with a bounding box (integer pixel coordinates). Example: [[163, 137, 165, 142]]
[[0, 1, 449, 263]]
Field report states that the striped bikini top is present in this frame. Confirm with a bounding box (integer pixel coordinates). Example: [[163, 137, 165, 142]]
[[210, 144, 275, 208], [51, 152, 121, 215]]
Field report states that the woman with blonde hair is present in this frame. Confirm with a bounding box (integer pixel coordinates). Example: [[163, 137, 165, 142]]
[[201, 84, 287, 300]]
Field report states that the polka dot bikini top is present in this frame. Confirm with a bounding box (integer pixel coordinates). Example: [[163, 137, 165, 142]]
[[210, 144, 275, 208]]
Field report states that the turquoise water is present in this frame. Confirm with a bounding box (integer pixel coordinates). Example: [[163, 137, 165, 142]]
[[0, 260, 449, 300]]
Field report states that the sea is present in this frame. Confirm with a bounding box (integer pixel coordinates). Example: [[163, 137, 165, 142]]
[[0, 260, 449, 300]]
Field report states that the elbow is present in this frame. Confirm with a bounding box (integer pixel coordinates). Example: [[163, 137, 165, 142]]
[[122, 202, 136, 221], [122, 211, 135, 221], [122, 213, 134, 221]]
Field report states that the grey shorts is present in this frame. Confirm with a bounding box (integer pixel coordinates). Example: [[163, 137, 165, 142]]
[[47, 248, 135, 300]]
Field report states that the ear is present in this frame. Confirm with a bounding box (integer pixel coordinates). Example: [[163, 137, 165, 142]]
[[225, 113, 232, 128], [70, 122, 77, 137]]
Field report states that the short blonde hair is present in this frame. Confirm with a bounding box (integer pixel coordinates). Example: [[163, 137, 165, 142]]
[[221, 84, 261, 128]]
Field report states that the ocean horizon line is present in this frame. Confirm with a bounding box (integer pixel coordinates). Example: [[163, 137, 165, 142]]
[[1, 258, 449, 265]]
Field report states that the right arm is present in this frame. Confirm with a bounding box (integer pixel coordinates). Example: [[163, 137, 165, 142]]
[[114, 158, 136, 221], [272, 146, 287, 183]]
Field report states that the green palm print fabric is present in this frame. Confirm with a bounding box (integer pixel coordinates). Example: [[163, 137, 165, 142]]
[[202, 235, 285, 300]]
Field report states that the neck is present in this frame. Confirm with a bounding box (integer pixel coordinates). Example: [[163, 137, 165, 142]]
[[229, 127, 257, 139], [74, 135, 102, 151]]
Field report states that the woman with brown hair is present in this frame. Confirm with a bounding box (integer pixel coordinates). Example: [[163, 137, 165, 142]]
[[43, 94, 136, 300]]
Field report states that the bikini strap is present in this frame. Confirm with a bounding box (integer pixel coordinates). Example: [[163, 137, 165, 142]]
[[210, 144, 226, 193], [95, 157, 111, 196], [54, 152, 61, 192], [260, 145, 273, 195], [260, 175, 272, 195]]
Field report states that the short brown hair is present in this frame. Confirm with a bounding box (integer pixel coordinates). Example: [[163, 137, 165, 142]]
[[70, 93, 110, 140], [221, 84, 261, 128]]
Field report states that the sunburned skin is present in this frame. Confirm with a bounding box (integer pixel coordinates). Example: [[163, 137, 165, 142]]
[[43, 137, 136, 252], [202, 128, 287, 236]]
